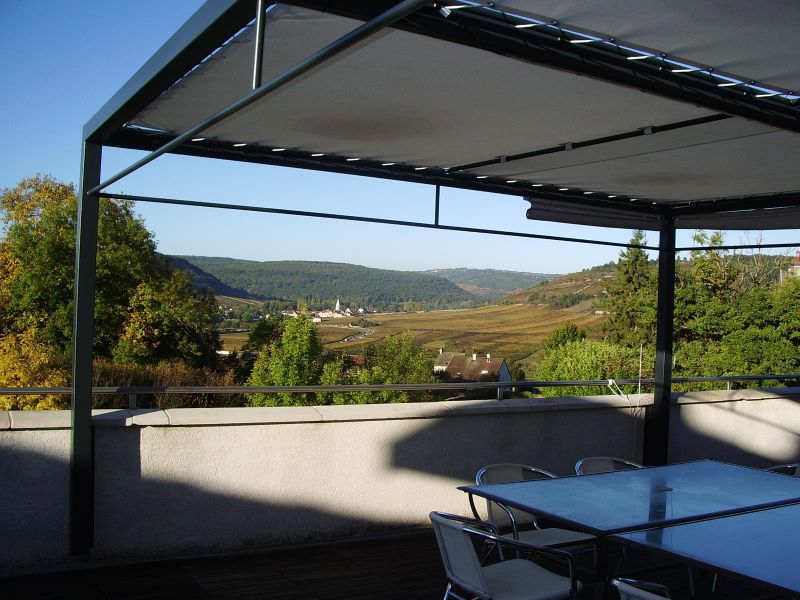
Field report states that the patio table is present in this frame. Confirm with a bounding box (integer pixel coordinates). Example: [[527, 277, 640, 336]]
[[459, 460, 800, 537], [611, 502, 800, 596], [459, 460, 800, 598]]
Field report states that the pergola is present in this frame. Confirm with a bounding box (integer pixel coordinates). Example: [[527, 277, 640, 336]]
[[72, 0, 800, 554]]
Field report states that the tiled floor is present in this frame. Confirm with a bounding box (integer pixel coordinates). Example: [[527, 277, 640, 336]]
[[0, 531, 789, 599]]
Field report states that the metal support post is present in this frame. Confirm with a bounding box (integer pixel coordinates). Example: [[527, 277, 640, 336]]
[[434, 185, 440, 226], [70, 141, 101, 556], [643, 218, 675, 466], [252, 0, 267, 90]]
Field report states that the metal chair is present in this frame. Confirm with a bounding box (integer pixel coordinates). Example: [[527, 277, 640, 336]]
[[767, 463, 800, 476], [430, 511, 581, 600], [474, 464, 596, 548], [575, 456, 644, 475], [612, 578, 671, 599]]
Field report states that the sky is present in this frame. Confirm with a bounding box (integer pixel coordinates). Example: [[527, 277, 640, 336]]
[[0, 1, 795, 275]]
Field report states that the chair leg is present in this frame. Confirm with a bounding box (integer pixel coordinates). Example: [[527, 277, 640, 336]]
[[443, 582, 453, 600]]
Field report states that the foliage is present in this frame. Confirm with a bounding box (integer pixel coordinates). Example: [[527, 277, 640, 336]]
[[601, 230, 657, 349], [320, 332, 436, 404], [542, 322, 586, 352], [0, 175, 221, 374], [247, 313, 324, 406], [547, 292, 593, 309], [174, 256, 476, 311], [0, 327, 69, 410], [92, 358, 242, 409], [112, 270, 219, 368], [534, 339, 652, 397], [424, 268, 556, 300]]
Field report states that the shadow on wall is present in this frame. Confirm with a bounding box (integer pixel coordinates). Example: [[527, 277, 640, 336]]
[[669, 393, 800, 467], [391, 400, 647, 479], [0, 427, 409, 576]]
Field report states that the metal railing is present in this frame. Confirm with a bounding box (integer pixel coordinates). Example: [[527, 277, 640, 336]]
[[1, 375, 798, 409]]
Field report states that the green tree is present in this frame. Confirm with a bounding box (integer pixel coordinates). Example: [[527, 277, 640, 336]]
[[534, 339, 651, 397], [0, 175, 220, 368], [602, 230, 656, 349], [542, 322, 586, 351], [241, 315, 285, 354], [112, 269, 219, 368], [247, 313, 323, 406]]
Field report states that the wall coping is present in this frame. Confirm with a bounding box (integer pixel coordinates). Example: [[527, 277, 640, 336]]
[[6, 388, 797, 430], [2, 393, 652, 430], [673, 387, 800, 405]]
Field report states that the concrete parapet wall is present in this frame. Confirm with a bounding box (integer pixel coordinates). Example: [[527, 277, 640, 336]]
[[7, 387, 799, 574], [669, 387, 800, 466], [0, 394, 646, 574]]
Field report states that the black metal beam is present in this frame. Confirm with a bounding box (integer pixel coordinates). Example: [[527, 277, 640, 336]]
[[104, 126, 665, 216], [84, 0, 256, 143], [70, 142, 101, 555], [102, 192, 660, 251], [449, 114, 732, 173], [644, 219, 676, 466], [670, 192, 800, 216]]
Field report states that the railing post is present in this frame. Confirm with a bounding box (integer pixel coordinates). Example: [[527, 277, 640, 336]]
[[643, 218, 675, 466], [70, 141, 101, 555]]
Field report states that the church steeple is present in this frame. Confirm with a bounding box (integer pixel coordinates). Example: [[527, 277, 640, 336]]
[[335, 298, 340, 312]]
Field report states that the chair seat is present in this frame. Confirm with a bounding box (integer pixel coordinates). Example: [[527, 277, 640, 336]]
[[484, 558, 581, 600], [514, 527, 595, 547]]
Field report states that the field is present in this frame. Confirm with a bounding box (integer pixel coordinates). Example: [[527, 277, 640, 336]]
[[220, 303, 607, 372], [322, 304, 607, 372]]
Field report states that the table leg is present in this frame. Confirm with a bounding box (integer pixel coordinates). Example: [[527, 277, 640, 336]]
[[593, 538, 610, 600]]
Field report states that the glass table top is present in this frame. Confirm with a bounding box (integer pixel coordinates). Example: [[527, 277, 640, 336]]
[[459, 460, 800, 535], [612, 502, 800, 595]]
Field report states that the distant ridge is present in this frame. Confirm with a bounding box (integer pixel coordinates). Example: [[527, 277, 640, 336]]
[[166, 255, 252, 298], [172, 256, 476, 311], [422, 268, 559, 300]]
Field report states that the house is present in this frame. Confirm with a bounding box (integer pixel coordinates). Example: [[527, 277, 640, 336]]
[[435, 351, 512, 383]]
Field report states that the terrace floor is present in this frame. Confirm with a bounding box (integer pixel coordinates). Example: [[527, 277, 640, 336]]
[[0, 531, 789, 599]]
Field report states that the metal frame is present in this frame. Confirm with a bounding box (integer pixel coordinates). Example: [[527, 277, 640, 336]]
[[644, 220, 676, 466], [70, 0, 429, 556], [71, 0, 800, 555]]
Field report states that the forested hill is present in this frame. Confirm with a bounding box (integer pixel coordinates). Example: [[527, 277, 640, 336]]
[[173, 256, 476, 311], [422, 268, 558, 300]]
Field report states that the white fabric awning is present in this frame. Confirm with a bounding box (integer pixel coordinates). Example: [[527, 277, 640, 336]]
[[97, 0, 800, 230]]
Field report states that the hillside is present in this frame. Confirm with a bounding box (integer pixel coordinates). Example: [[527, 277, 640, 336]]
[[173, 256, 476, 311], [504, 262, 616, 311], [167, 255, 252, 298], [422, 268, 558, 300]]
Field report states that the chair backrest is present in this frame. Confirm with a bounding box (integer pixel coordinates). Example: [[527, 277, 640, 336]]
[[429, 512, 489, 598], [612, 579, 670, 599], [767, 463, 800, 477], [576, 456, 644, 475], [476, 464, 556, 527]]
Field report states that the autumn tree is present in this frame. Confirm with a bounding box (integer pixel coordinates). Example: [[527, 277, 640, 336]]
[[0, 175, 220, 372]]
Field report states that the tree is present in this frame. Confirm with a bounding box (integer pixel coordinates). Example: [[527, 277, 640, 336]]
[[241, 315, 285, 354], [602, 230, 656, 349], [534, 339, 651, 397], [0, 175, 220, 369], [542, 322, 586, 351], [0, 327, 69, 410], [112, 269, 220, 368], [247, 313, 323, 406]]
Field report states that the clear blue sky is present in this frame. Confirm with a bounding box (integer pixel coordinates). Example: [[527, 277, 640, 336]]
[[0, 1, 794, 274]]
